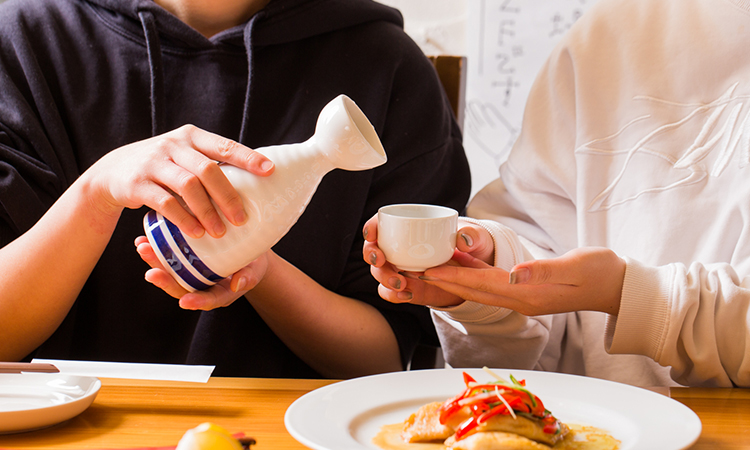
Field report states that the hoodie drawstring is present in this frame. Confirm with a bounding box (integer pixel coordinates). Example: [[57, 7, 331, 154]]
[[138, 10, 166, 137], [239, 13, 264, 144], [136, 9, 262, 143]]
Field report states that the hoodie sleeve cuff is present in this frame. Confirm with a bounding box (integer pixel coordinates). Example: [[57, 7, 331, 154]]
[[431, 301, 512, 324], [605, 257, 672, 360], [458, 217, 527, 270]]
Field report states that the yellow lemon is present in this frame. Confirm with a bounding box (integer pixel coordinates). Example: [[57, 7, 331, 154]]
[[176, 422, 244, 450]]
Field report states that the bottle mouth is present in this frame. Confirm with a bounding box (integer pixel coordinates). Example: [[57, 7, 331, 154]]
[[315, 94, 388, 171], [340, 95, 387, 164]]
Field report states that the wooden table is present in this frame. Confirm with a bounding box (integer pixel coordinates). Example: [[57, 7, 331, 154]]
[[669, 386, 750, 449], [0, 377, 748, 449]]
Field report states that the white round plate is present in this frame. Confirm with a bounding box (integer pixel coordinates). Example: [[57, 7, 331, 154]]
[[285, 368, 701, 450], [0, 373, 101, 434]]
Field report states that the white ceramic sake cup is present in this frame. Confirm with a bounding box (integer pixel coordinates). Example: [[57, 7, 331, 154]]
[[377, 204, 458, 272]]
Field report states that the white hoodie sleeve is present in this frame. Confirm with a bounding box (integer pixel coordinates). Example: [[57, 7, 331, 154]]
[[606, 258, 750, 387]]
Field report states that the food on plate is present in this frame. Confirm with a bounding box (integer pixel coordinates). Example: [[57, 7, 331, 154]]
[[373, 369, 620, 450], [404, 370, 568, 447], [176, 422, 255, 450]]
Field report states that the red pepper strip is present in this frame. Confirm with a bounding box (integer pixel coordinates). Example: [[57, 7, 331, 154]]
[[472, 402, 490, 414], [440, 384, 510, 422], [439, 384, 475, 424], [505, 386, 544, 416], [513, 400, 531, 414], [528, 395, 545, 416], [477, 404, 509, 424], [443, 390, 530, 423], [454, 416, 480, 440], [438, 399, 464, 424], [492, 385, 543, 416], [494, 388, 541, 416], [477, 397, 523, 423], [543, 420, 560, 434], [444, 395, 495, 420], [442, 375, 546, 425]]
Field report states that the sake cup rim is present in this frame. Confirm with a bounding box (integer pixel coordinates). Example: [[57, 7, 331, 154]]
[[378, 203, 458, 220]]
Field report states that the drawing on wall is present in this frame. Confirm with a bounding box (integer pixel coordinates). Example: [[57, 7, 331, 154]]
[[464, 0, 599, 195]]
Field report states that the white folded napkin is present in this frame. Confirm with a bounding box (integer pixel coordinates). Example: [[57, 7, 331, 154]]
[[31, 359, 214, 383]]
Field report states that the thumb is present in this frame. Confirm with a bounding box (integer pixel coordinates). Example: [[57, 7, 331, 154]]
[[456, 224, 494, 265], [508, 258, 571, 286]]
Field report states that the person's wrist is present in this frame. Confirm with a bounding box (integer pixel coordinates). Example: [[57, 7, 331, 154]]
[[74, 171, 124, 222], [603, 255, 626, 315]]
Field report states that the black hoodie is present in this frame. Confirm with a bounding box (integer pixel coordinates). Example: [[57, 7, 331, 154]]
[[0, 0, 471, 377]]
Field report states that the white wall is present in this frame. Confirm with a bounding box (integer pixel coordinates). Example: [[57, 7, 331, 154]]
[[377, 0, 467, 56]]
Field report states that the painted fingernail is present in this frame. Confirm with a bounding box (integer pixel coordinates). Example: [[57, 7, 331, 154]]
[[389, 277, 402, 290], [509, 268, 530, 285], [461, 233, 473, 247], [397, 291, 413, 300], [399, 271, 419, 280], [363, 227, 369, 240], [369, 252, 377, 265], [419, 275, 440, 282]]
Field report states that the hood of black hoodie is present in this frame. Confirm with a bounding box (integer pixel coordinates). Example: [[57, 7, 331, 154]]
[[83, 0, 404, 48], [77, 0, 405, 139]]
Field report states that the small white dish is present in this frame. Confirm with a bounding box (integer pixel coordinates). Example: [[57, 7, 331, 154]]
[[285, 368, 701, 450], [0, 373, 101, 434]]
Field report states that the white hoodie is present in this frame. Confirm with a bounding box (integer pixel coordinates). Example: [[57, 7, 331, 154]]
[[433, 0, 750, 387]]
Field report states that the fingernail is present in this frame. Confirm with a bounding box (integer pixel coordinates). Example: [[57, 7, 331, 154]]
[[397, 291, 413, 300], [399, 271, 419, 280], [192, 226, 205, 238], [213, 222, 226, 237], [461, 233, 473, 247], [419, 275, 440, 282], [509, 268, 530, 285], [261, 160, 274, 172], [389, 277, 401, 290], [233, 276, 247, 293], [369, 252, 377, 265], [179, 297, 202, 310], [234, 210, 248, 225], [363, 227, 369, 240]]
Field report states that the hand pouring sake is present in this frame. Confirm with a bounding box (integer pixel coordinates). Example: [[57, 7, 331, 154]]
[[144, 94, 387, 291]]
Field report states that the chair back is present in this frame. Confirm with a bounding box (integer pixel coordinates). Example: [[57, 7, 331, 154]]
[[429, 55, 467, 131]]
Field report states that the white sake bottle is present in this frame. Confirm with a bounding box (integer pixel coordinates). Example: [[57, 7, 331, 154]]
[[143, 94, 387, 291]]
